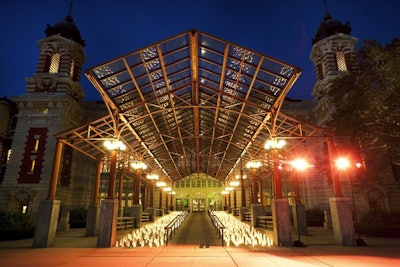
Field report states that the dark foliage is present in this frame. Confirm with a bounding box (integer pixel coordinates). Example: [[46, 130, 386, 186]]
[[0, 210, 35, 240], [69, 206, 87, 228], [355, 209, 400, 237], [327, 38, 400, 172], [306, 208, 325, 226]]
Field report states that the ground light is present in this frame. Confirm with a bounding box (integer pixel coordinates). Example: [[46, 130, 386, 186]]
[[116, 212, 273, 248], [213, 211, 273, 247], [116, 212, 181, 247]]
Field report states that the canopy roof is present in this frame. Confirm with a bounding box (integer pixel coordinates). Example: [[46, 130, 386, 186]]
[[57, 30, 333, 182]]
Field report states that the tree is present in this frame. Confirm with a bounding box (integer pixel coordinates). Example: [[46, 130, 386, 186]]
[[327, 39, 400, 177]]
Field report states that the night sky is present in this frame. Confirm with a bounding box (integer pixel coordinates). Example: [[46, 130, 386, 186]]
[[0, 0, 398, 101]]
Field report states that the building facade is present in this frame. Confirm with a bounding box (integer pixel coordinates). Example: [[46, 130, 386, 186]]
[[0, 12, 96, 220]]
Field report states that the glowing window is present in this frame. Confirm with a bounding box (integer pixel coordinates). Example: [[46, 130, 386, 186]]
[[49, 53, 60, 74], [22, 205, 28, 214], [7, 149, 12, 162], [34, 140, 40, 151], [317, 62, 327, 79], [70, 60, 75, 78], [336, 51, 347, 71], [30, 160, 36, 172], [321, 62, 327, 77]]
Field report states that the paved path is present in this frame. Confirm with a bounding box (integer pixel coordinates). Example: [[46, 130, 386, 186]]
[[1, 214, 400, 267], [168, 212, 221, 247]]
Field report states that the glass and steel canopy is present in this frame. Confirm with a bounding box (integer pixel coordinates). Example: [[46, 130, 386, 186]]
[[57, 30, 333, 182]]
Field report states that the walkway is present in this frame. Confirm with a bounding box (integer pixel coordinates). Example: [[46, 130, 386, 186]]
[[168, 211, 220, 246], [1, 215, 400, 267]]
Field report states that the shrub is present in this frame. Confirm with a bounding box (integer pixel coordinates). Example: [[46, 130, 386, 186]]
[[306, 208, 324, 226], [355, 209, 400, 237], [69, 207, 87, 228], [0, 210, 35, 240]]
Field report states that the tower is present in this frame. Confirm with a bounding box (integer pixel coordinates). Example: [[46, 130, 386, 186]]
[[0, 7, 87, 215], [310, 2, 358, 126]]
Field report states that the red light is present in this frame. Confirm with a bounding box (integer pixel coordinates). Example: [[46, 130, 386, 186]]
[[289, 158, 309, 171], [335, 157, 351, 170]]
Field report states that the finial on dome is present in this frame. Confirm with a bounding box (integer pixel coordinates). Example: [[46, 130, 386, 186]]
[[312, 1, 352, 44], [69, 2, 73, 17], [323, 0, 332, 20], [44, 1, 85, 46], [65, 2, 74, 23]]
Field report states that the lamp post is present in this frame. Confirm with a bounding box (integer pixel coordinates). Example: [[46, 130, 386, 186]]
[[164, 187, 172, 211], [222, 190, 229, 210], [131, 160, 147, 205], [245, 160, 262, 204], [264, 137, 292, 246], [289, 158, 310, 247], [170, 191, 176, 211], [146, 174, 159, 209], [146, 173, 159, 221], [239, 162, 246, 208], [225, 186, 233, 209], [230, 180, 240, 209], [103, 139, 127, 199], [264, 137, 286, 197], [246, 160, 262, 226], [335, 157, 364, 240], [326, 139, 357, 246], [128, 160, 146, 228], [156, 181, 166, 214], [95, 138, 126, 248]]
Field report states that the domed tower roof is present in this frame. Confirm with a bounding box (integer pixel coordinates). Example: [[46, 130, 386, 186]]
[[44, 3, 85, 47], [312, 2, 351, 44]]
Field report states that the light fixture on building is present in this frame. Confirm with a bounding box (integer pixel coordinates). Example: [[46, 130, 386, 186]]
[[289, 158, 311, 171], [229, 181, 240, 187], [235, 174, 247, 180], [131, 160, 147, 170], [335, 157, 351, 170], [156, 181, 166, 187], [245, 160, 262, 169], [104, 139, 126, 151], [146, 173, 159, 180], [264, 137, 286, 150]]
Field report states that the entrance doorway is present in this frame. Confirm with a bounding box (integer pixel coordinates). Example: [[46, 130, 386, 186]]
[[176, 198, 189, 211], [192, 199, 206, 212]]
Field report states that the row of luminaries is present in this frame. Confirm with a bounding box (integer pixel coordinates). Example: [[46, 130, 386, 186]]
[[116, 212, 180, 247], [116, 211, 272, 248], [213, 211, 273, 247]]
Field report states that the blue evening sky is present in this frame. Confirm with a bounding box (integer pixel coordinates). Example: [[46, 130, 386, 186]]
[[0, 0, 398, 100]]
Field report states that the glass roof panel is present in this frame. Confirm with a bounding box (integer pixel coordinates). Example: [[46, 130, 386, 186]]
[[113, 85, 136, 103], [105, 80, 136, 98], [199, 34, 227, 54], [199, 59, 222, 77], [125, 52, 143, 68], [165, 59, 190, 78], [92, 59, 125, 79], [159, 34, 189, 54], [163, 48, 190, 66]]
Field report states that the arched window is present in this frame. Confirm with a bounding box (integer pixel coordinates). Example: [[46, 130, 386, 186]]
[[335, 51, 347, 72], [316, 62, 327, 80], [49, 53, 61, 74], [69, 59, 75, 78]]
